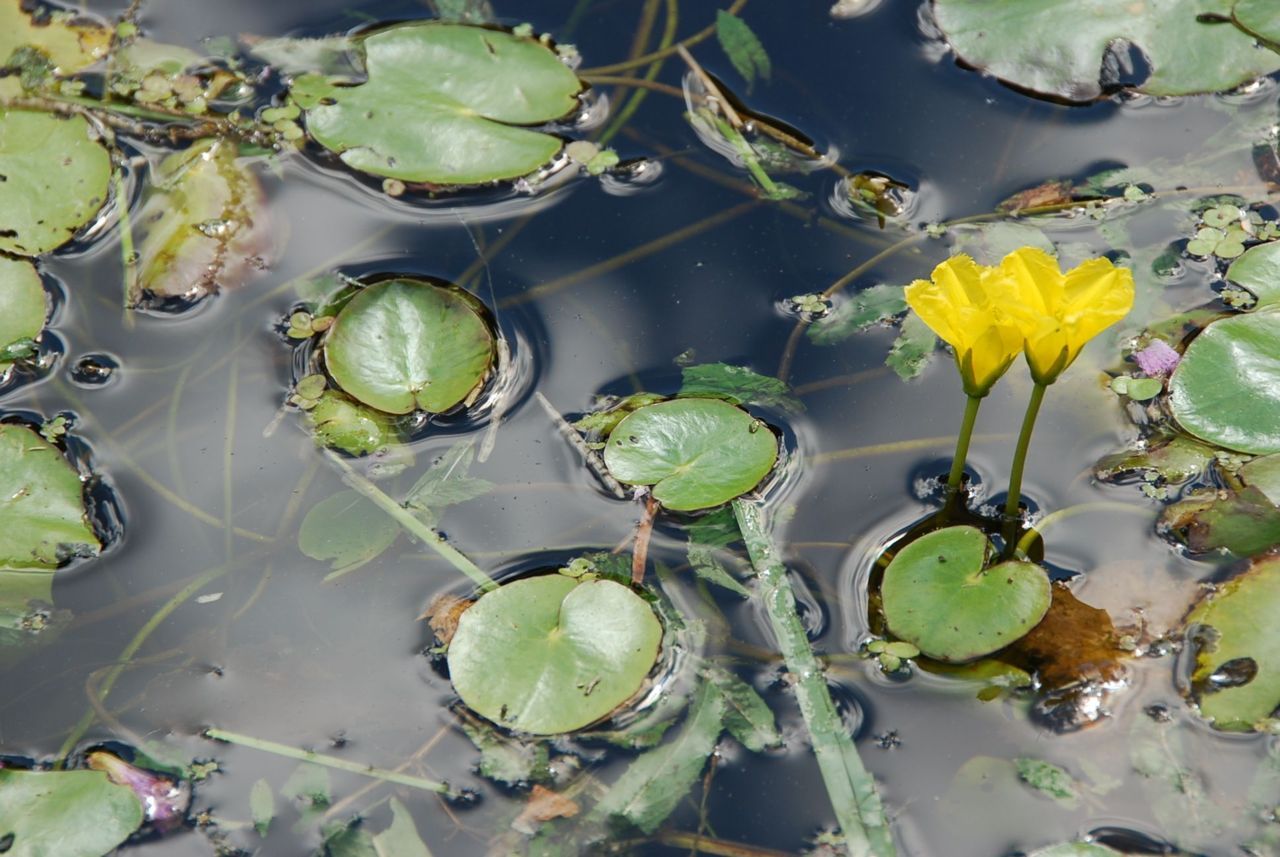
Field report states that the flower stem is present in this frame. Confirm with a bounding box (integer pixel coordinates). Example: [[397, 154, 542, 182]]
[[946, 395, 983, 494], [1002, 382, 1048, 546]]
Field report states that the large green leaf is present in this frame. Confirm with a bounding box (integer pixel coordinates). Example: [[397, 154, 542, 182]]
[[0, 769, 143, 857], [1185, 555, 1280, 731], [0, 424, 99, 570], [132, 139, 270, 307], [931, 0, 1280, 101], [0, 255, 45, 373], [0, 110, 111, 256], [881, 526, 1050, 663], [323, 278, 495, 415], [1170, 310, 1280, 454], [1226, 240, 1280, 309], [447, 575, 662, 735], [300, 23, 582, 185], [603, 398, 778, 511]]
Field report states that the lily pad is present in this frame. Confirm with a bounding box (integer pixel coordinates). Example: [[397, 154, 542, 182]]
[[0, 768, 143, 857], [0, 423, 99, 570], [931, 0, 1280, 101], [1226, 240, 1280, 309], [603, 398, 778, 512], [323, 278, 495, 415], [0, 2, 111, 76], [1235, 0, 1280, 44], [1185, 555, 1280, 730], [881, 526, 1051, 663], [299, 22, 582, 185], [1170, 311, 1280, 454], [133, 139, 270, 307], [0, 109, 112, 256], [447, 574, 662, 735], [0, 256, 46, 372]]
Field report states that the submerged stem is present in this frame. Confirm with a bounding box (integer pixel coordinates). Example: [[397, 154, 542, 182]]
[[731, 499, 896, 857], [1002, 382, 1048, 544], [946, 394, 983, 494]]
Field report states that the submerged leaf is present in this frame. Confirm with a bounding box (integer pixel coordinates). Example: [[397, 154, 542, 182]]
[[404, 439, 493, 525], [678, 363, 801, 412], [447, 575, 662, 735], [298, 490, 400, 572], [808, 284, 906, 345], [885, 312, 938, 381], [133, 139, 271, 306], [1014, 758, 1081, 809], [372, 798, 433, 857], [0, 423, 99, 570], [300, 23, 582, 185], [0, 110, 111, 256], [0, 571, 59, 648], [715, 12, 771, 87], [603, 398, 778, 511], [706, 666, 781, 752], [0, 768, 143, 857]]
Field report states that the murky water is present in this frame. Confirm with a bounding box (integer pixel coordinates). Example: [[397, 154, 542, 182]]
[[3, 1, 1276, 855]]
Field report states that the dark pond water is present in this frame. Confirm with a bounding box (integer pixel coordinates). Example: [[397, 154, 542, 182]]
[[4, 1, 1277, 855]]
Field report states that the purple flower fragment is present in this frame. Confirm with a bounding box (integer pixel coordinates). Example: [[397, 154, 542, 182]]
[[87, 750, 191, 826], [1132, 340, 1180, 377]]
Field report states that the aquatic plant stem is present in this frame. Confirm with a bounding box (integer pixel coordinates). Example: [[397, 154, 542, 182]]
[[595, 0, 677, 147], [731, 499, 895, 857], [203, 728, 451, 795], [1002, 382, 1048, 545], [1014, 500, 1150, 557], [580, 0, 747, 76], [114, 169, 137, 322], [324, 451, 497, 592], [946, 394, 982, 493]]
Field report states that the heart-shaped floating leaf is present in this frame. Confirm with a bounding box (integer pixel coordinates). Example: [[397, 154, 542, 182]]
[[0, 256, 45, 372], [447, 575, 662, 735], [881, 525, 1050, 663], [299, 23, 582, 185], [603, 398, 777, 512], [1226, 240, 1280, 309], [0, 110, 112, 256], [931, 0, 1280, 101], [0, 769, 143, 857], [1170, 310, 1280, 455], [0, 424, 100, 570], [1184, 554, 1280, 731], [323, 278, 495, 415]]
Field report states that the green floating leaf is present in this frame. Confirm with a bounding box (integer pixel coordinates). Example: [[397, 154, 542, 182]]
[[603, 398, 778, 512], [808, 284, 906, 345], [1243, 453, 1280, 506], [932, 0, 1280, 101], [1227, 240, 1280, 309], [0, 110, 111, 256], [447, 575, 662, 735], [1185, 555, 1280, 731], [1235, 0, 1280, 44], [1161, 483, 1280, 556], [249, 777, 274, 836], [678, 362, 801, 412], [0, 424, 99, 570], [1014, 758, 1081, 809], [298, 490, 400, 572], [715, 11, 771, 87], [881, 526, 1050, 662], [0, 256, 45, 374], [1027, 845, 1124, 857], [305, 390, 398, 456], [300, 23, 582, 185], [372, 798, 433, 857], [0, 769, 143, 857], [133, 139, 270, 306], [1170, 311, 1280, 455], [1094, 433, 1216, 485], [886, 312, 938, 381], [0, 2, 110, 75], [324, 278, 495, 415]]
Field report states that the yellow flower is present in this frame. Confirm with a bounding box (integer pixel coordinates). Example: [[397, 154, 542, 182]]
[[1000, 247, 1135, 384], [905, 254, 1025, 397]]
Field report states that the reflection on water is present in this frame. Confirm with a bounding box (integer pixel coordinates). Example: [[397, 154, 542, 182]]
[[1, 1, 1274, 854]]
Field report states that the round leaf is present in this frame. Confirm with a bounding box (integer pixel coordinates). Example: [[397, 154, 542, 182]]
[[0, 769, 143, 857], [0, 256, 46, 369], [447, 575, 662, 735], [603, 398, 778, 511], [1170, 311, 1280, 455], [323, 279, 495, 415], [301, 23, 582, 185], [1226, 240, 1280, 309], [298, 490, 399, 570], [881, 526, 1051, 663], [931, 0, 1280, 101], [0, 110, 112, 256], [0, 424, 100, 570], [1185, 555, 1280, 731]]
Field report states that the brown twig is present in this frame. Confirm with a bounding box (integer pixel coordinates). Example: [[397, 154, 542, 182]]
[[631, 492, 659, 585]]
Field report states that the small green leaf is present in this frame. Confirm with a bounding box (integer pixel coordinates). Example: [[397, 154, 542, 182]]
[[447, 575, 663, 734], [1124, 377, 1164, 401], [881, 526, 1050, 662], [298, 490, 400, 572], [678, 362, 801, 411], [808, 284, 906, 345], [0, 424, 100, 571], [886, 313, 939, 381], [249, 778, 274, 836], [1014, 758, 1081, 808], [603, 398, 778, 511], [281, 763, 331, 806], [715, 11, 771, 87], [707, 666, 781, 752], [324, 278, 495, 415], [305, 390, 398, 455], [372, 798, 433, 857], [0, 769, 143, 857]]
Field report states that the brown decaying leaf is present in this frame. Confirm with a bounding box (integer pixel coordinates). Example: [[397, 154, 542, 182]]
[[511, 784, 579, 834], [421, 593, 472, 645], [996, 179, 1075, 213]]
